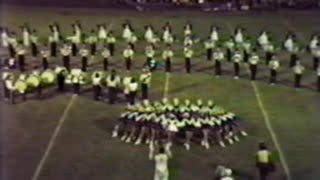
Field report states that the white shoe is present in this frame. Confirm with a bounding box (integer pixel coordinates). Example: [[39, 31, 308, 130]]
[[234, 76, 239, 79], [234, 136, 240, 142], [125, 138, 131, 143], [165, 144, 172, 157], [205, 142, 210, 149], [145, 139, 150, 145], [201, 140, 204, 146], [134, 139, 141, 145], [219, 141, 226, 148], [112, 132, 118, 138], [121, 135, 127, 141], [241, 131, 248, 137], [228, 138, 234, 144], [228, 132, 234, 137], [184, 143, 190, 151]]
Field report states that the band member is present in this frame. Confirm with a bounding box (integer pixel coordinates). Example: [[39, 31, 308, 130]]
[[106, 69, 120, 104], [123, 44, 134, 71], [224, 37, 235, 62], [233, 49, 242, 79], [139, 68, 152, 100], [311, 44, 320, 70], [184, 22, 193, 37], [52, 22, 61, 42], [128, 31, 138, 50], [48, 35, 57, 57], [101, 46, 111, 71], [183, 34, 194, 47], [213, 47, 224, 76], [107, 31, 117, 56], [16, 43, 26, 72], [204, 37, 214, 61], [79, 45, 89, 72], [209, 25, 219, 43], [283, 33, 295, 53], [308, 34, 318, 52], [249, 50, 260, 81], [122, 22, 133, 41], [91, 71, 103, 100], [257, 30, 270, 49], [128, 78, 138, 105], [153, 147, 170, 180], [289, 45, 299, 68], [70, 68, 84, 95], [264, 43, 275, 65], [55, 66, 67, 92], [30, 30, 39, 57], [293, 61, 305, 88], [162, 22, 174, 45], [256, 142, 275, 180], [234, 27, 244, 45], [60, 43, 72, 71], [268, 55, 280, 85], [123, 73, 132, 104], [97, 24, 107, 42], [41, 44, 50, 70], [8, 31, 17, 58], [70, 30, 79, 57], [144, 25, 155, 43], [21, 25, 30, 47], [184, 44, 194, 74], [162, 45, 174, 73], [1, 27, 9, 47], [49, 24, 60, 57], [145, 44, 155, 65], [2, 69, 14, 102], [242, 40, 252, 63], [87, 30, 98, 55]]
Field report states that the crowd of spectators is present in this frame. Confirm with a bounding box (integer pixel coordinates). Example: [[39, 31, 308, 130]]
[[131, 0, 320, 10], [2, 0, 319, 10]]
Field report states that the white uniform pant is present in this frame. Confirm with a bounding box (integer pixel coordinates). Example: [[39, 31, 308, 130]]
[[154, 170, 169, 180]]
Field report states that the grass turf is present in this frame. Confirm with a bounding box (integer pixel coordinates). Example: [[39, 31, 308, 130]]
[[1, 5, 320, 180]]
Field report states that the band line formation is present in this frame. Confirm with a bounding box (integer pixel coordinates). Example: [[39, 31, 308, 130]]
[[2, 20, 320, 104]]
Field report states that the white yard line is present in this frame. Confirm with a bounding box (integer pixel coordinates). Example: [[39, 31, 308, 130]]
[[225, 22, 292, 180], [163, 72, 170, 98], [250, 81, 292, 180], [31, 19, 115, 180], [30, 94, 77, 180]]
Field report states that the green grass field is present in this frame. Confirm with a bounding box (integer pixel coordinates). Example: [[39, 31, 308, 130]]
[[1, 6, 320, 180]]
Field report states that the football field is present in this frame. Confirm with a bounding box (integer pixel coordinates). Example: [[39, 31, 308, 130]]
[[1, 6, 320, 180]]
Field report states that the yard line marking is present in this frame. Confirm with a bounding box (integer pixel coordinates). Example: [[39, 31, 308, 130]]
[[250, 81, 292, 180], [163, 72, 170, 98], [31, 19, 115, 180], [31, 95, 77, 180], [225, 22, 292, 180]]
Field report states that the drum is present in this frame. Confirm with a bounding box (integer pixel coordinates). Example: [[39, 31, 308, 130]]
[[14, 80, 27, 93], [26, 75, 40, 88], [41, 71, 55, 84]]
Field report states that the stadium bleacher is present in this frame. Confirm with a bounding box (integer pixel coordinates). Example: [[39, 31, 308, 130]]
[[1, 0, 319, 10]]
